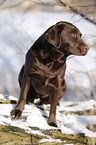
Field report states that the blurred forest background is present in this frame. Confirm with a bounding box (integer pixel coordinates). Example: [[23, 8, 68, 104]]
[[0, 0, 96, 17], [0, 0, 96, 14], [0, 0, 96, 100]]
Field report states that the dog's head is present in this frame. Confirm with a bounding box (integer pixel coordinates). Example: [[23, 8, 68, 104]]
[[45, 21, 89, 56]]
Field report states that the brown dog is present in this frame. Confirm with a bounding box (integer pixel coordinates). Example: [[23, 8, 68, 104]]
[[11, 21, 89, 127]]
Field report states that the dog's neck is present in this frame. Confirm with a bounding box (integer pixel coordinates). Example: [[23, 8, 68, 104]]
[[32, 46, 67, 75], [31, 38, 68, 74]]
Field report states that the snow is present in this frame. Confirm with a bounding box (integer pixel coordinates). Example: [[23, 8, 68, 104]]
[[0, 94, 96, 141]]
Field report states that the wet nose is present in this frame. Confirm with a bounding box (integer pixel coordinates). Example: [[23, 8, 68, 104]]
[[83, 46, 89, 52]]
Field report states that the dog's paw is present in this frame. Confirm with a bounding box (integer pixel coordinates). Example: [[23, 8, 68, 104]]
[[48, 116, 57, 127], [11, 109, 22, 119], [48, 122, 58, 127]]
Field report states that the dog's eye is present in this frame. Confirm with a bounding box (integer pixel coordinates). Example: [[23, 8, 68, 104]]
[[71, 33, 77, 38]]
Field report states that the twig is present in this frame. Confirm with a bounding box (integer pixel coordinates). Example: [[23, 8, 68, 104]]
[[76, 4, 96, 8]]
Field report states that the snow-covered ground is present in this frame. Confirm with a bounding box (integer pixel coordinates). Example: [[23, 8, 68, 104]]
[[0, 93, 96, 143]]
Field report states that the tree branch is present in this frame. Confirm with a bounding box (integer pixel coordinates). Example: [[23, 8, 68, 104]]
[[58, 0, 96, 25]]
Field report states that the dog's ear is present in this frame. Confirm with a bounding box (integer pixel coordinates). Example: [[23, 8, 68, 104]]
[[45, 23, 64, 49]]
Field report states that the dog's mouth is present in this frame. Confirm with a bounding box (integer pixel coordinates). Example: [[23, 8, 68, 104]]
[[79, 51, 88, 56], [80, 44, 89, 55], [76, 45, 89, 56], [69, 49, 88, 56]]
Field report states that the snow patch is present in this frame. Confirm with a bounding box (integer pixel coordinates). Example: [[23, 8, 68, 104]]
[[0, 94, 96, 139]]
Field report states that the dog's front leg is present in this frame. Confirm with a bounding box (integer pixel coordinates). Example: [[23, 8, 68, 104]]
[[11, 75, 30, 119], [48, 89, 59, 127]]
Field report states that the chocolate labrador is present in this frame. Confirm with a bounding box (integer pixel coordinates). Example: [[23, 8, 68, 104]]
[[11, 21, 89, 127]]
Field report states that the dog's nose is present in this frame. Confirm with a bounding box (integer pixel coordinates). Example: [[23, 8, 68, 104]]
[[83, 46, 89, 52]]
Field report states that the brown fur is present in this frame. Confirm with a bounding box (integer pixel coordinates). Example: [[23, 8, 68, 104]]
[[11, 21, 89, 127]]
